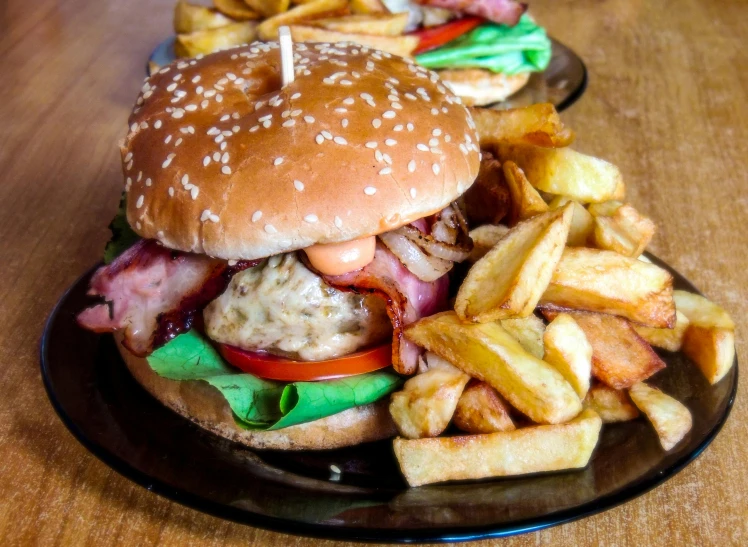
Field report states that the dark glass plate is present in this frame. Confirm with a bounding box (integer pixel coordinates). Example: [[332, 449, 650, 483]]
[[147, 36, 587, 112], [41, 256, 736, 543]]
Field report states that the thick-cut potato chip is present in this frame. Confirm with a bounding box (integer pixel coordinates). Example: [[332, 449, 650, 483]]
[[175, 1, 233, 34], [286, 25, 419, 56], [258, 0, 348, 39], [634, 310, 690, 352], [544, 310, 666, 390], [496, 145, 625, 203], [456, 205, 573, 323], [309, 12, 408, 35], [453, 380, 516, 434], [503, 161, 549, 225], [500, 315, 545, 359], [467, 224, 509, 263], [349, 0, 389, 14], [462, 154, 510, 227], [393, 409, 601, 487], [213, 0, 261, 20], [543, 313, 592, 399], [390, 367, 469, 439], [629, 382, 692, 451], [406, 312, 582, 424], [674, 291, 736, 384], [470, 103, 575, 149], [175, 21, 258, 58], [540, 247, 676, 328], [590, 203, 656, 257], [548, 196, 594, 246], [583, 383, 639, 423], [244, 0, 290, 17]]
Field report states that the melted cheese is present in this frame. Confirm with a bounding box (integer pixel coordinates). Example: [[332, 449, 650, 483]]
[[304, 236, 376, 276]]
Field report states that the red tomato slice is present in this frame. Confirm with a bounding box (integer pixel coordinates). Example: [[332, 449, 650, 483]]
[[410, 17, 484, 55], [218, 343, 393, 382]]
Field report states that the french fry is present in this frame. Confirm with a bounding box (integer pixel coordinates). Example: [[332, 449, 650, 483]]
[[543, 313, 592, 399], [462, 154, 510, 227], [213, 0, 261, 20], [467, 224, 509, 263], [590, 203, 656, 257], [674, 291, 736, 384], [634, 310, 690, 352], [500, 315, 545, 359], [175, 2, 233, 34], [548, 196, 594, 246], [469, 104, 575, 149], [286, 25, 419, 57], [405, 312, 582, 424], [503, 161, 549, 225], [349, 0, 389, 14], [587, 201, 623, 218], [629, 382, 692, 451], [544, 310, 666, 390], [309, 13, 408, 35], [583, 383, 639, 423], [456, 205, 573, 323], [539, 247, 676, 328], [393, 409, 601, 487], [389, 367, 469, 439], [496, 145, 625, 203], [453, 380, 516, 434], [257, 0, 347, 39], [175, 22, 258, 58], [244, 0, 290, 17]]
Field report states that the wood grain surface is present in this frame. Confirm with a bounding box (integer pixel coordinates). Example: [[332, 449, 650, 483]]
[[1, 0, 746, 544]]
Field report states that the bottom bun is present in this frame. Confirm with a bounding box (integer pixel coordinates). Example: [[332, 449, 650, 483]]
[[439, 69, 531, 106], [117, 338, 397, 450]]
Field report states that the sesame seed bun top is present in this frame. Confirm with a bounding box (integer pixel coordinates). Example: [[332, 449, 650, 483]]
[[123, 41, 481, 260]]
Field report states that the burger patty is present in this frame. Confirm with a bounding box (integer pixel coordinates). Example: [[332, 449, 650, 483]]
[[203, 253, 392, 361]]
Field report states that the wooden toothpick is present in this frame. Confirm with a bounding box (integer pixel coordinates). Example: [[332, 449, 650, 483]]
[[278, 26, 294, 87]]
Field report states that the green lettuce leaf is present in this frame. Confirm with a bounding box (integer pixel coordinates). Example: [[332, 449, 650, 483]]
[[103, 194, 141, 264], [147, 330, 402, 430], [416, 15, 552, 75]]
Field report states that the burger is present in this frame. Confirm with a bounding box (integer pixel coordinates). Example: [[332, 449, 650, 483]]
[[78, 38, 481, 450]]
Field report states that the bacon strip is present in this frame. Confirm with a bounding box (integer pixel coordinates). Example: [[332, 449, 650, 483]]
[[323, 244, 450, 375], [415, 0, 526, 26], [77, 240, 257, 356]]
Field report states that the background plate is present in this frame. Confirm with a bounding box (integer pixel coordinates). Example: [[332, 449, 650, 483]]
[[147, 36, 587, 112], [41, 256, 736, 542]]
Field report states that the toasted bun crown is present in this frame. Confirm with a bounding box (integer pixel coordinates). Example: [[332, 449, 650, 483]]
[[123, 41, 481, 260]]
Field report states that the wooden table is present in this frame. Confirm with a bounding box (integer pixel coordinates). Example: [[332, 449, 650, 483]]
[[1, 0, 746, 544]]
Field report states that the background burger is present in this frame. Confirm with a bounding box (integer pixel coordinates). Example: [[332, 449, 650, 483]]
[[78, 38, 481, 450]]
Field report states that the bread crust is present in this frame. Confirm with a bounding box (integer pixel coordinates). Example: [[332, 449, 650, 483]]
[[117, 338, 397, 450], [439, 69, 530, 107], [123, 42, 481, 260]]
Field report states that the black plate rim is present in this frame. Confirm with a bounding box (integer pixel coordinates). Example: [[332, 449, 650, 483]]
[[144, 36, 588, 113], [40, 260, 737, 543]]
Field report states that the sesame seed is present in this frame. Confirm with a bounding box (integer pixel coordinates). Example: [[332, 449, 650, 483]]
[[136, 195, 144, 208], [341, 119, 348, 128], [201, 210, 212, 222], [264, 224, 277, 234], [407, 123, 414, 131], [207, 127, 220, 135], [274, 157, 284, 166], [429, 138, 439, 147], [164, 135, 172, 144], [323, 78, 334, 85], [365, 184, 379, 193], [221, 152, 229, 164], [375, 150, 383, 162], [212, 152, 221, 162], [343, 98, 354, 105], [372, 119, 382, 128], [315, 134, 324, 145], [291, 92, 301, 99], [405, 93, 417, 101], [184, 104, 196, 112], [385, 139, 397, 146], [294, 180, 304, 191], [162, 154, 176, 168], [365, 141, 377, 149], [249, 125, 259, 132], [283, 119, 296, 127], [304, 214, 318, 223], [181, 174, 189, 185], [190, 186, 199, 200], [201, 100, 209, 108], [154, 120, 162, 129], [196, 86, 204, 94], [382, 110, 396, 119], [262, 120, 271, 128], [333, 136, 347, 145], [172, 110, 184, 119], [204, 89, 216, 98], [340, 80, 352, 86], [459, 144, 468, 154], [432, 163, 440, 175], [408, 160, 416, 173], [175, 137, 183, 146], [432, 128, 442, 137], [291, 109, 302, 117], [442, 107, 448, 113], [394, 125, 403, 132], [383, 153, 392, 165], [304, 116, 315, 123], [321, 130, 332, 140], [232, 112, 240, 119], [417, 143, 428, 152], [221, 166, 231, 175], [445, 135, 451, 142], [209, 213, 219, 223], [334, 108, 347, 113], [281, 110, 291, 118], [252, 211, 262, 222], [168, 187, 174, 197], [216, 94, 223, 103], [215, 135, 224, 144], [226, 72, 236, 80], [232, 125, 239, 133], [124, 152, 133, 162], [334, 216, 343, 228], [431, 108, 439, 115], [167, 83, 177, 92], [145, 178, 152, 187], [220, 114, 230, 122], [192, 75, 201, 83]]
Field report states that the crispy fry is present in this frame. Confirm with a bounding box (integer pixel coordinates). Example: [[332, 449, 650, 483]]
[[590, 203, 656, 257], [543, 313, 592, 399], [244, 0, 290, 17], [393, 409, 601, 487], [548, 196, 594, 246], [389, 367, 470, 439], [674, 291, 736, 384], [467, 224, 509, 263], [634, 310, 690, 352], [257, 0, 348, 39], [213, 0, 261, 20], [175, 2, 233, 34], [462, 154, 510, 227], [453, 380, 516, 434], [286, 25, 419, 56], [349, 0, 389, 14], [470, 104, 575, 149], [544, 310, 666, 390], [496, 145, 625, 203], [503, 161, 549, 225], [456, 205, 573, 323], [310, 12, 408, 35], [500, 315, 545, 359], [629, 382, 692, 451], [540, 247, 676, 328], [583, 383, 639, 423], [405, 312, 582, 424], [175, 21, 258, 58]]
